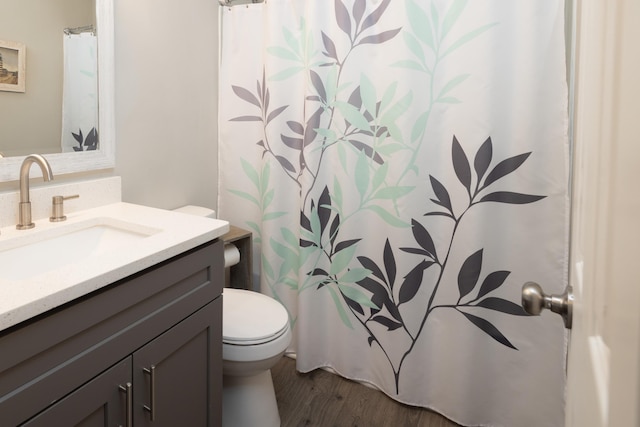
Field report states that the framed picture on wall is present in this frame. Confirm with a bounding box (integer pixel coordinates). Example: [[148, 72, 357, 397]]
[[0, 40, 26, 93]]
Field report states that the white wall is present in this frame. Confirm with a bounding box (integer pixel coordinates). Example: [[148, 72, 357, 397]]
[[113, 0, 219, 212]]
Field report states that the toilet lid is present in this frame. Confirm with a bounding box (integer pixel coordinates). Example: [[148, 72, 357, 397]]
[[222, 288, 289, 345]]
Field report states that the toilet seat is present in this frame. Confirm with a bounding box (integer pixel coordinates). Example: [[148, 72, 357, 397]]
[[224, 324, 289, 346], [222, 288, 291, 362]]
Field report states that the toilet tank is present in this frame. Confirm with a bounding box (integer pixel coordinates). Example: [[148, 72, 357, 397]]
[[173, 205, 217, 219]]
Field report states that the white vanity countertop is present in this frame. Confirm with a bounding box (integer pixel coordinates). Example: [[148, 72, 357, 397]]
[[0, 202, 229, 332]]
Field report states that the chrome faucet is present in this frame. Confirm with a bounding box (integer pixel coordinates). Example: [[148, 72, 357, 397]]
[[17, 154, 54, 230]]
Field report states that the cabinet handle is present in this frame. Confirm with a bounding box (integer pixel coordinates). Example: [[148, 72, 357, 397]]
[[118, 382, 133, 427], [143, 365, 156, 420]]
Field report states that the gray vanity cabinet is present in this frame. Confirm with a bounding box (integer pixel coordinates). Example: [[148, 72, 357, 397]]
[[0, 240, 223, 427]]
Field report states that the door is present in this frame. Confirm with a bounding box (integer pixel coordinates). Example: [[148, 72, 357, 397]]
[[133, 299, 222, 427], [21, 358, 131, 427], [565, 0, 640, 426]]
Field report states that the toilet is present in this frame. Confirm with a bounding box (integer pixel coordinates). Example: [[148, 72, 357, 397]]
[[222, 288, 291, 427], [173, 206, 291, 427]]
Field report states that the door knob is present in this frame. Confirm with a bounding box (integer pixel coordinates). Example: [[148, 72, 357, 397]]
[[522, 282, 573, 329]]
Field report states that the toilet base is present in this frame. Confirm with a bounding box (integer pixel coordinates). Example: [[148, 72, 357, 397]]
[[223, 369, 281, 427]]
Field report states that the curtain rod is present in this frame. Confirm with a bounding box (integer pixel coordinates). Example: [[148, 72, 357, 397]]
[[218, 0, 264, 6], [63, 25, 95, 35]]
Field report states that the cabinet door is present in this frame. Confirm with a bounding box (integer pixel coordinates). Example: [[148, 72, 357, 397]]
[[21, 358, 131, 427], [133, 299, 222, 427]]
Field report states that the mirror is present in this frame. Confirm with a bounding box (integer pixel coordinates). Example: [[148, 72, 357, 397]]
[[0, 0, 114, 182]]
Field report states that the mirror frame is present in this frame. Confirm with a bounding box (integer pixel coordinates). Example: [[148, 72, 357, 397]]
[[0, 0, 114, 182]]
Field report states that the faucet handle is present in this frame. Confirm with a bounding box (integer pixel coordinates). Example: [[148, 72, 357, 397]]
[[50, 194, 79, 222]]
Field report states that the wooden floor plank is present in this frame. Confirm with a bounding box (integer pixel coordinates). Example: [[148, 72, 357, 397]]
[[271, 356, 461, 427]]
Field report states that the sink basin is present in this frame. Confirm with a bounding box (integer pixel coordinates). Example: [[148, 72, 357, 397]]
[[0, 201, 229, 333], [0, 217, 160, 281]]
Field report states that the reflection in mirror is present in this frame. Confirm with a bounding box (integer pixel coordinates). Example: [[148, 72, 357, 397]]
[[0, 0, 114, 182], [0, 0, 96, 156], [61, 25, 99, 153]]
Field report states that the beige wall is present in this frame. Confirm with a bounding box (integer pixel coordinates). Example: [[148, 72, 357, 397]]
[[113, 0, 219, 212]]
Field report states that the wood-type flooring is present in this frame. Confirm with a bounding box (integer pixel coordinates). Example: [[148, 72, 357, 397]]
[[271, 356, 461, 427]]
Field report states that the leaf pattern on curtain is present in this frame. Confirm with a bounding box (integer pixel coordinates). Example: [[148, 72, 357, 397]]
[[226, 0, 550, 394]]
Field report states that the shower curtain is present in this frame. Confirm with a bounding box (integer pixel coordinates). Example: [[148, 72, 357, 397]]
[[61, 32, 98, 152], [218, 1, 569, 426]]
